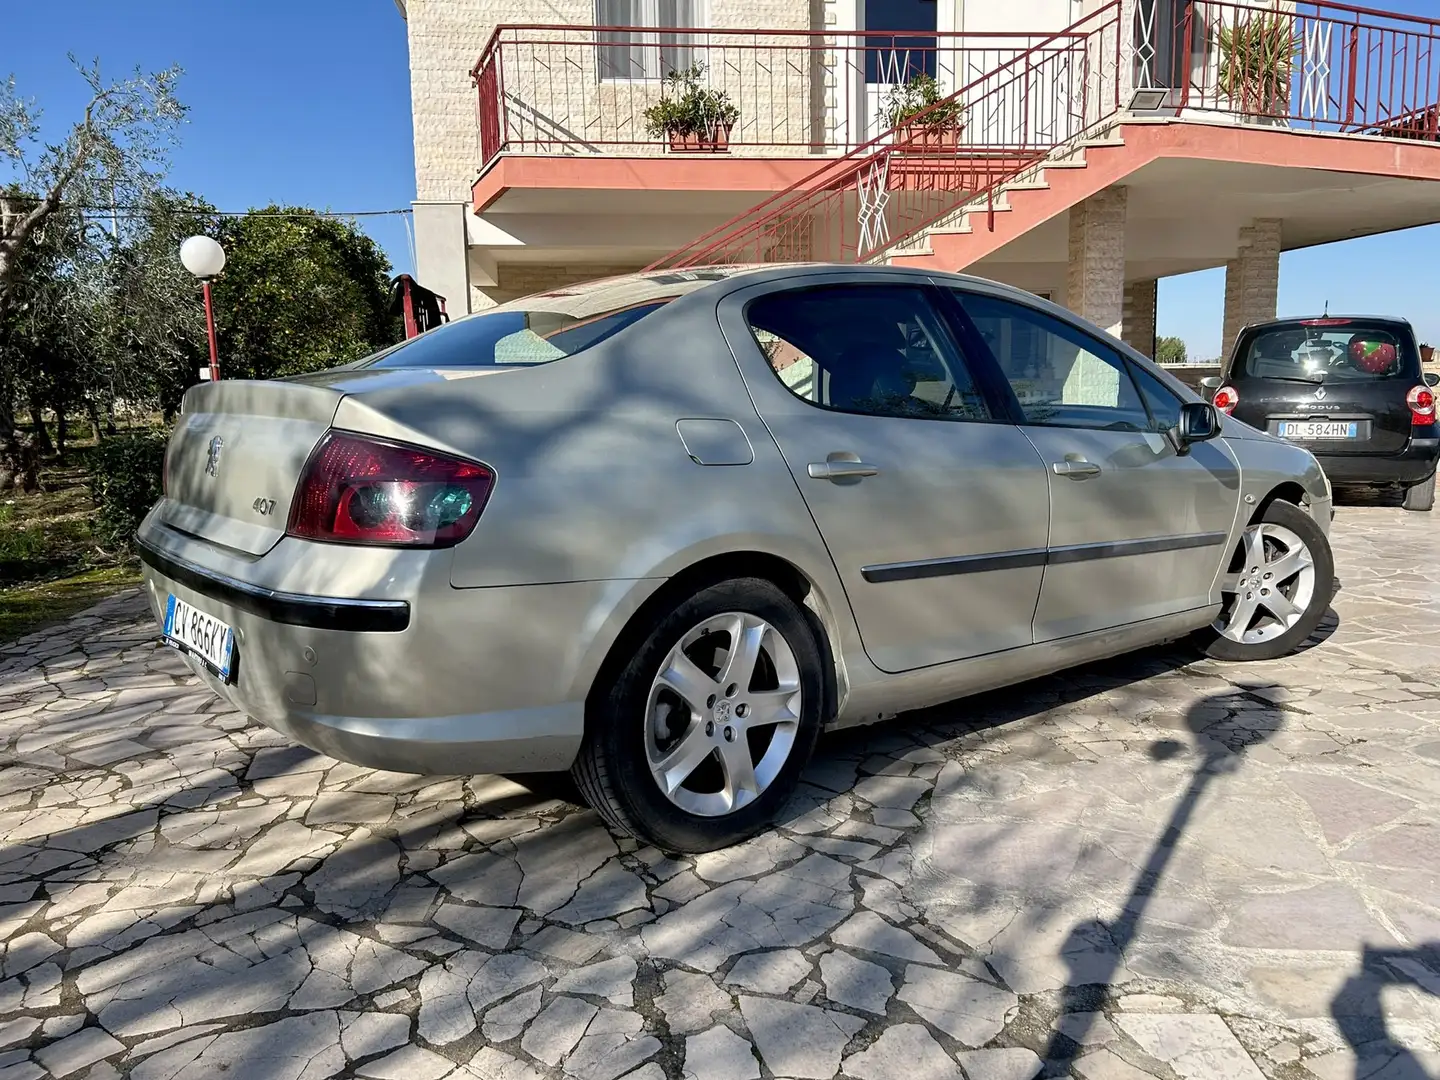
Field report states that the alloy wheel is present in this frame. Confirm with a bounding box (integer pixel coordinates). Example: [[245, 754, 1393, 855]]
[[1214, 522, 1317, 644], [645, 612, 802, 817]]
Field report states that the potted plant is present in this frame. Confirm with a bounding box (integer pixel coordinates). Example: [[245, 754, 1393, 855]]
[[1421, 342, 1435, 364], [1218, 13, 1293, 121], [643, 63, 739, 153], [881, 73, 966, 149]]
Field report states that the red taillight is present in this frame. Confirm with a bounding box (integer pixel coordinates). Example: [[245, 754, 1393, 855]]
[[1408, 385, 1436, 426], [1212, 385, 1239, 415], [288, 431, 494, 548]]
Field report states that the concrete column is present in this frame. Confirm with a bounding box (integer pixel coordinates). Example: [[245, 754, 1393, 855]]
[[1066, 186, 1128, 337], [1221, 218, 1281, 360], [1122, 278, 1158, 357], [412, 201, 472, 317]]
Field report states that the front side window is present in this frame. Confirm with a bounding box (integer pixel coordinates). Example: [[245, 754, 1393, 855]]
[[1127, 360, 1185, 433], [1240, 322, 1416, 382], [596, 0, 703, 79], [746, 284, 991, 421], [956, 291, 1151, 431]]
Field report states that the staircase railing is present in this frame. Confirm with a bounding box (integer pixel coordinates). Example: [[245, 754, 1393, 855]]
[[645, 1, 1124, 270], [648, 0, 1440, 270]]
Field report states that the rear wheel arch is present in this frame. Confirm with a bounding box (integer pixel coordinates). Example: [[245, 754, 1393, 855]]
[[581, 551, 843, 736]]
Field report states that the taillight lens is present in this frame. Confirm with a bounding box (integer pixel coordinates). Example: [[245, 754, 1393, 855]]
[[1408, 386, 1436, 426], [288, 431, 494, 547], [1212, 385, 1239, 414]]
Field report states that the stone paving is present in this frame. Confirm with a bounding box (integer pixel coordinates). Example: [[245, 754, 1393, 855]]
[[1, 505, 1438, 1080]]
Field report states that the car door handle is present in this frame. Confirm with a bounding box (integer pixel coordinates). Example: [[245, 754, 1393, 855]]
[[1052, 459, 1102, 479], [808, 459, 880, 481]]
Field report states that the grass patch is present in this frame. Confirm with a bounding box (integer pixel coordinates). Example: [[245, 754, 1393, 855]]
[[1, 436, 147, 644], [0, 564, 142, 645]]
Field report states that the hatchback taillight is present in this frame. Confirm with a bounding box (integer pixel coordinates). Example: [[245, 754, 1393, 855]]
[[288, 431, 494, 547], [1408, 386, 1436, 427], [1212, 385, 1239, 415]]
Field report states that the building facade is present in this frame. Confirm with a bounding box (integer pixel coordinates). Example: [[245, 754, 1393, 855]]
[[397, 0, 1440, 354]]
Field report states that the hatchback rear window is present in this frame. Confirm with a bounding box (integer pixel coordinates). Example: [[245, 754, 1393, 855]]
[[1240, 321, 1416, 382], [359, 299, 673, 369]]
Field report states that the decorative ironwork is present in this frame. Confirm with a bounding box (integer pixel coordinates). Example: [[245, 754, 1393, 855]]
[[856, 152, 893, 254], [1301, 19, 1334, 122]]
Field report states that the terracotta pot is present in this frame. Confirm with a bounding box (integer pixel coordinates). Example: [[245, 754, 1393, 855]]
[[1422, 344, 1435, 364], [895, 123, 963, 151], [666, 124, 732, 153]]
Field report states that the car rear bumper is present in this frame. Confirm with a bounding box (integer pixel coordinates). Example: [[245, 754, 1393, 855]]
[[1314, 432, 1439, 485], [136, 527, 600, 775]]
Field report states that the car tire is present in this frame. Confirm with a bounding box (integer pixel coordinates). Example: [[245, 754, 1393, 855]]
[[1402, 469, 1436, 512], [1196, 499, 1334, 663], [572, 577, 826, 854]]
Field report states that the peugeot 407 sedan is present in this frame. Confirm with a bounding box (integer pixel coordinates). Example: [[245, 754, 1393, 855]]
[[138, 265, 1335, 853]]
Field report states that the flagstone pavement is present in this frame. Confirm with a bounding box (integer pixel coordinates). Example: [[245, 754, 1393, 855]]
[[0, 504, 1437, 1080]]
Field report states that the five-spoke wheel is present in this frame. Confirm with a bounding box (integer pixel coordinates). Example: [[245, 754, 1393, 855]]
[[573, 577, 824, 853], [1200, 499, 1334, 662]]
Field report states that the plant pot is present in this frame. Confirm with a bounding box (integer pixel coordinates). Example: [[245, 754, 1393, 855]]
[[1421, 345, 1435, 364], [895, 123, 963, 151], [666, 124, 732, 153]]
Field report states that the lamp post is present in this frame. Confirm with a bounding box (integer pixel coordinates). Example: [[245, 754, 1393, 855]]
[[180, 235, 227, 383]]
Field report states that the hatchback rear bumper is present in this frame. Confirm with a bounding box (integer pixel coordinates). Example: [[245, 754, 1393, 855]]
[[1314, 431, 1438, 485]]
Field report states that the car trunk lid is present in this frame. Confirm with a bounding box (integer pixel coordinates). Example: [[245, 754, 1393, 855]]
[[156, 380, 347, 557]]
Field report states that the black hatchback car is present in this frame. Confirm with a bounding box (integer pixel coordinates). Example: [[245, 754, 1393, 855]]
[[1206, 316, 1439, 511]]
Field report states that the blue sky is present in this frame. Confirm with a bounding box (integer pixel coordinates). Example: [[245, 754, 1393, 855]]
[[9, 1, 1440, 359]]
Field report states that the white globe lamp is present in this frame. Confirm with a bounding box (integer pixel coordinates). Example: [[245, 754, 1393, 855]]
[[180, 236, 227, 382], [180, 235, 226, 279]]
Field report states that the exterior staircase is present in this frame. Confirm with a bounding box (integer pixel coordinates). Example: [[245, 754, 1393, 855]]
[[647, 0, 1440, 277]]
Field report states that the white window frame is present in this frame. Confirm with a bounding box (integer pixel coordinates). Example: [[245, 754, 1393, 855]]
[[595, 0, 709, 83]]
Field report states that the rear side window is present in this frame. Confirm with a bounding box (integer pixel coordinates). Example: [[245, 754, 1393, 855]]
[[361, 300, 671, 369], [1240, 322, 1417, 382]]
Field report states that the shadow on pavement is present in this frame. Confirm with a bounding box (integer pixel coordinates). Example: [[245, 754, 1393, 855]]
[[1036, 689, 1286, 1075], [1332, 944, 1440, 1080]]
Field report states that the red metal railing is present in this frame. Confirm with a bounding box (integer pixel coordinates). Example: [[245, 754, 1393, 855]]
[[648, 0, 1440, 270], [646, 3, 1123, 269], [1152, 0, 1440, 134], [471, 26, 1101, 168]]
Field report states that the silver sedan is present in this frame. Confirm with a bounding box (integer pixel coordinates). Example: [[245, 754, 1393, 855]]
[[138, 265, 1335, 852]]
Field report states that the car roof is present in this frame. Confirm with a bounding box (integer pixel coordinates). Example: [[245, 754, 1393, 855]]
[[506, 262, 1047, 310]]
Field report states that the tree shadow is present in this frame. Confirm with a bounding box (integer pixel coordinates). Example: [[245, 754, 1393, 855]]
[[1331, 944, 1440, 1080]]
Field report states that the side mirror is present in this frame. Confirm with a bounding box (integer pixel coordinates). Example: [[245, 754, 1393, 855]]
[[1198, 376, 1223, 391], [1425, 372, 1439, 388], [1171, 401, 1220, 453]]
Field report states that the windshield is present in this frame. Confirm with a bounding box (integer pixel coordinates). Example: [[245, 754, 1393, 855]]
[[1240, 322, 1415, 382], [358, 299, 672, 369]]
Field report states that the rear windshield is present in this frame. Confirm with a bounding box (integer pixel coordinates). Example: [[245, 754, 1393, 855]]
[[1240, 322, 1416, 382], [360, 299, 672, 369]]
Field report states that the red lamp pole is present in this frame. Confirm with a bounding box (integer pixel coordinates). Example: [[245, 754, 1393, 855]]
[[202, 280, 221, 383]]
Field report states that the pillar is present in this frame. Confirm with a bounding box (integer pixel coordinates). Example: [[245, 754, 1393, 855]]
[[1122, 278, 1158, 358], [1221, 218, 1281, 361], [412, 201, 473, 316], [1066, 186, 1129, 338]]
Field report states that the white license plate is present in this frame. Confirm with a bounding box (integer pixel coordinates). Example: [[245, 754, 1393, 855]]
[[1279, 421, 1358, 440], [163, 595, 235, 681]]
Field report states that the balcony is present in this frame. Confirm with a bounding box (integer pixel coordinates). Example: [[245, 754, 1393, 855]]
[[470, 26, 1090, 202]]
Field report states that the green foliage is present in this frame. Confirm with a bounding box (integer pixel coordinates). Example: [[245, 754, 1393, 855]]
[[210, 207, 397, 381], [643, 64, 740, 140], [881, 73, 966, 132], [1218, 14, 1293, 113], [1156, 335, 1188, 364], [87, 430, 166, 551]]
